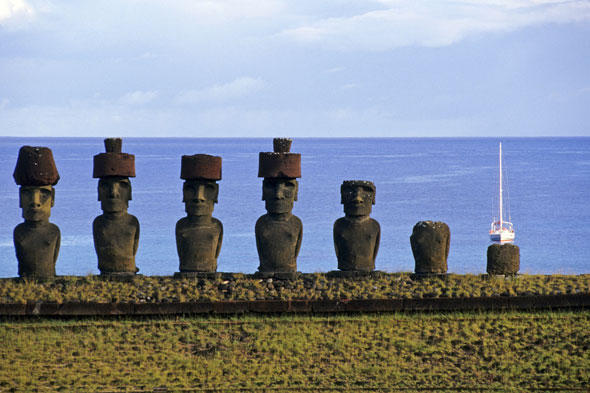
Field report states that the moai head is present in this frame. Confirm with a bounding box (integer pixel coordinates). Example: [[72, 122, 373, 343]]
[[93, 138, 135, 214], [258, 138, 301, 215], [13, 146, 60, 222], [180, 154, 221, 217], [341, 180, 375, 218]]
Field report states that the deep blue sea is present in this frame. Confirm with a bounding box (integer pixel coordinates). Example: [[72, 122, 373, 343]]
[[0, 137, 588, 277]]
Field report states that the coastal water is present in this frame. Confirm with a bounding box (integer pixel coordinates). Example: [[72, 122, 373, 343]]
[[0, 137, 588, 277]]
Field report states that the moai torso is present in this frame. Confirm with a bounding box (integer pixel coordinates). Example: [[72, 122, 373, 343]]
[[176, 217, 222, 272], [14, 222, 60, 278], [410, 221, 450, 274], [334, 217, 380, 271], [256, 214, 302, 272], [93, 213, 139, 273]]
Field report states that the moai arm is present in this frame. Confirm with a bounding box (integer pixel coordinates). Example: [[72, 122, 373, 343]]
[[175, 220, 182, 260], [133, 216, 140, 257], [445, 227, 450, 261], [215, 221, 223, 259], [53, 227, 61, 266], [294, 220, 302, 260], [255, 219, 263, 261], [373, 221, 381, 264]]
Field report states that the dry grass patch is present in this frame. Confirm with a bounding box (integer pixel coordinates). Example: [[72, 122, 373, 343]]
[[0, 311, 588, 391]]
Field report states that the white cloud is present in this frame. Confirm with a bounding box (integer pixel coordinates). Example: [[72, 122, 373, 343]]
[[281, 0, 590, 50], [128, 0, 284, 24], [119, 90, 158, 105], [0, 98, 9, 109], [0, 0, 34, 28], [176, 77, 266, 104]]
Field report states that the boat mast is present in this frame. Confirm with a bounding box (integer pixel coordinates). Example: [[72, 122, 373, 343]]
[[499, 142, 503, 228]]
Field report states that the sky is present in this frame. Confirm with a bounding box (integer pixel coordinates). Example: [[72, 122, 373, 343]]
[[0, 0, 589, 137]]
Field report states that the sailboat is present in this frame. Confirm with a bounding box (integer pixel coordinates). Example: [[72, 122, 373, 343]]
[[489, 142, 515, 242]]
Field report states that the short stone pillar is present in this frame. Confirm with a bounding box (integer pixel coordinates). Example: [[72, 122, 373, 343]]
[[92, 138, 140, 276], [255, 138, 302, 277], [487, 243, 520, 275], [13, 146, 61, 280], [333, 180, 380, 272], [410, 221, 450, 275], [175, 154, 223, 274]]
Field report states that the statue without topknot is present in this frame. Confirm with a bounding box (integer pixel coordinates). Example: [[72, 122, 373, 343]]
[[487, 243, 520, 276], [255, 138, 302, 277], [13, 146, 61, 279], [333, 180, 380, 273], [92, 138, 140, 276], [175, 154, 223, 275], [410, 221, 450, 277]]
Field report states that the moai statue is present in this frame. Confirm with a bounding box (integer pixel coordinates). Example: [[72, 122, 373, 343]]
[[92, 138, 140, 275], [410, 221, 450, 277], [175, 154, 223, 274], [333, 180, 380, 272], [487, 243, 520, 276], [255, 138, 302, 276], [13, 146, 60, 280]]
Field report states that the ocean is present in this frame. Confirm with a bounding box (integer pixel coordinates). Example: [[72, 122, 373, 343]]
[[0, 137, 588, 277]]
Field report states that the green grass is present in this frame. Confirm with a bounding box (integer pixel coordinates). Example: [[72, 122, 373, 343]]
[[0, 311, 588, 391], [0, 273, 588, 304]]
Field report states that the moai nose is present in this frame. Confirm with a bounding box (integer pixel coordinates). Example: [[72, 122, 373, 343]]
[[31, 189, 42, 207], [196, 184, 206, 201], [109, 183, 120, 198], [352, 190, 363, 203]]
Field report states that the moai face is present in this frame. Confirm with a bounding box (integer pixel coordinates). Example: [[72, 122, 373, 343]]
[[263, 178, 298, 214], [342, 182, 375, 217], [20, 185, 54, 222], [183, 179, 218, 217], [98, 176, 131, 213]]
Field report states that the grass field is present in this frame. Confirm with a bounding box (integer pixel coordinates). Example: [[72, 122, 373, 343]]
[[1, 273, 589, 303], [0, 311, 588, 392]]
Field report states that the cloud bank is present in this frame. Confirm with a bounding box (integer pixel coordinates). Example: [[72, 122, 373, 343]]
[[281, 0, 590, 50]]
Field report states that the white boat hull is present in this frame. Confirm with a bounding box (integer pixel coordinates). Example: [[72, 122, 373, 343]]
[[490, 230, 515, 242]]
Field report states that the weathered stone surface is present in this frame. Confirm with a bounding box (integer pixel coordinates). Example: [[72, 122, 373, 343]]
[[13, 146, 60, 279], [273, 138, 292, 153], [93, 138, 135, 178], [13, 146, 60, 186], [258, 138, 301, 178], [334, 180, 380, 272], [176, 181, 222, 272], [410, 221, 450, 274], [93, 139, 139, 274], [487, 243, 520, 275], [176, 153, 223, 273], [256, 138, 302, 273], [14, 221, 60, 279], [180, 154, 222, 181], [326, 270, 384, 278], [173, 271, 221, 279]]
